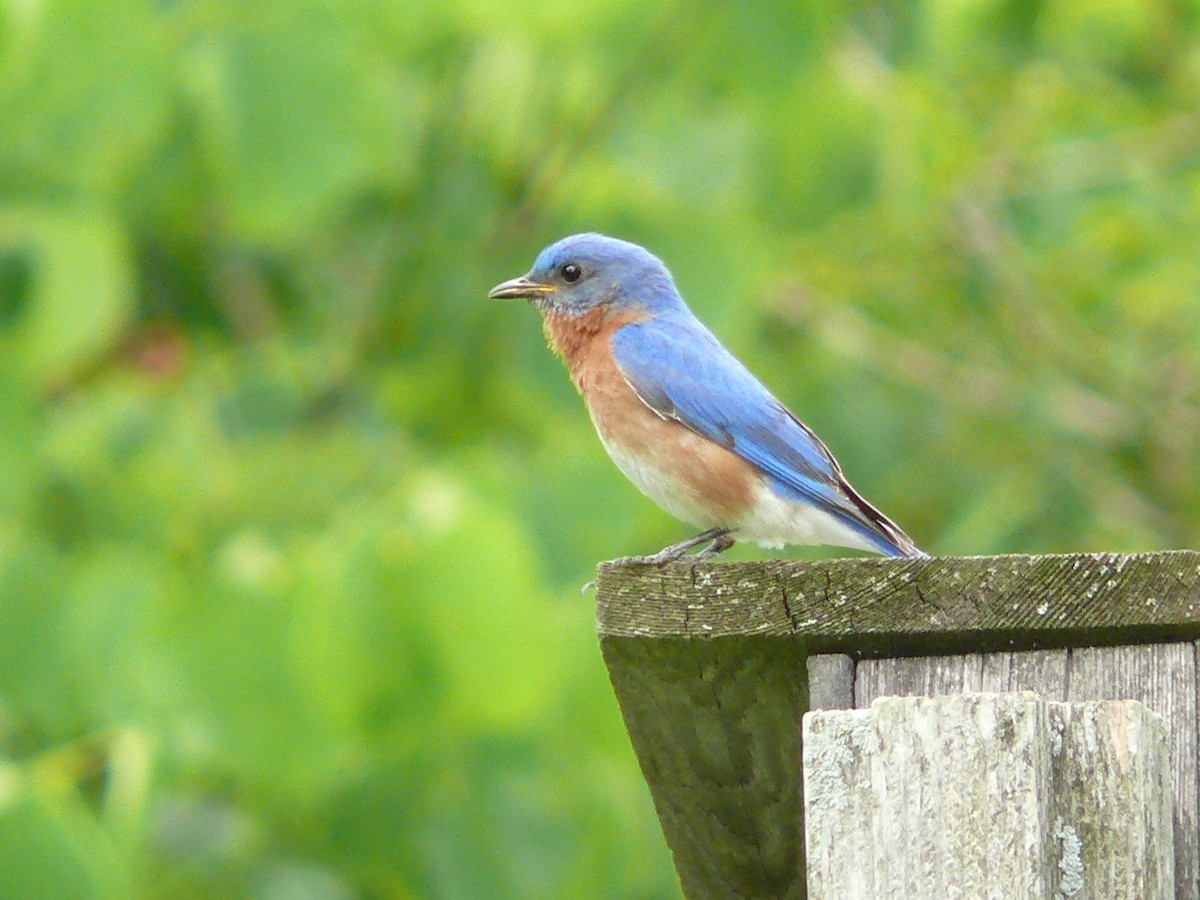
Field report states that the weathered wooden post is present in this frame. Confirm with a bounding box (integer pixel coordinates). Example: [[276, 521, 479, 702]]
[[596, 552, 1200, 899], [803, 693, 1174, 897]]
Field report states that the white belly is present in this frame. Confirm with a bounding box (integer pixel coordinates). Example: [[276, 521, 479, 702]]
[[599, 434, 722, 529], [735, 480, 883, 553], [598, 431, 883, 554]]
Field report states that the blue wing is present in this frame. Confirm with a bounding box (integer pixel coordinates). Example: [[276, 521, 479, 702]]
[[610, 313, 918, 556]]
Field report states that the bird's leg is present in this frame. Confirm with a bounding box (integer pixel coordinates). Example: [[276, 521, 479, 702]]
[[690, 531, 736, 559], [619, 527, 732, 566], [583, 528, 734, 592]]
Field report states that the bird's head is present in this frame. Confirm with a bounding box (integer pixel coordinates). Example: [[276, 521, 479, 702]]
[[488, 233, 680, 318]]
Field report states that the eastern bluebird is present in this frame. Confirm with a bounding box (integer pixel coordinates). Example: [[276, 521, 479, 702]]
[[489, 233, 925, 562]]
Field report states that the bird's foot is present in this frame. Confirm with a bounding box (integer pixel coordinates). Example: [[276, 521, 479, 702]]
[[615, 528, 735, 566], [585, 529, 734, 592], [687, 532, 736, 560]]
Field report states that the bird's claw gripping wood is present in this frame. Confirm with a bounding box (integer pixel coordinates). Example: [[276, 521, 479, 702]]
[[581, 528, 733, 593], [617, 527, 734, 566]]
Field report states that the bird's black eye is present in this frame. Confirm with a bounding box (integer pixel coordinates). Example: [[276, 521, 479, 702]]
[[560, 263, 582, 283]]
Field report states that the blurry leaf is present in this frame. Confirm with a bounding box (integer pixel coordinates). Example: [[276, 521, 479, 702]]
[[402, 472, 560, 732], [254, 861, 355, 900], [164, 561, 337, 796], [1038, 0, 1167, 77], [182, 2, 418, 245], [61, 547, 185, 724], [0, 770, 127, 898], [0, 205, 135, 387], [293, 470, 560, 744], [935, 470, 1044, 555], [0, 541, 82, 735], [0, 0, 170, 196], [0, 362, 37, 516]]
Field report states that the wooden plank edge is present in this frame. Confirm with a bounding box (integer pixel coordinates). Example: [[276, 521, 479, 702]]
[[595, 551, 1200, 656]]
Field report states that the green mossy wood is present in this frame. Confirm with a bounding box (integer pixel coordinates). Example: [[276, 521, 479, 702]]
[[596, 552, 1200, 899]]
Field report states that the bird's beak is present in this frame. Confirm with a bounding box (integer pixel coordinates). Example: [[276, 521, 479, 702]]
[[487, 275, 556, 301]]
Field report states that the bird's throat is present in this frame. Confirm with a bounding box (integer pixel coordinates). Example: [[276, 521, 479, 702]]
[[541, 306, 648, 394]]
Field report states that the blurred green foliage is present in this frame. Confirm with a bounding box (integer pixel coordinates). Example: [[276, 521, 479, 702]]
[[2, 0, 1199, 895]]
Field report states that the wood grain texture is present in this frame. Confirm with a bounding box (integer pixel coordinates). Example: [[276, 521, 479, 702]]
[[804, 694, 1174, 899], [805, 655, 853, 711], [805, 693, 1054, 898], [854, 649, 1073, 706], [596, 551, 1200, 654], [848, 645, 1198, 899], [1068, 644, 1198, 897], [601, 636, 807, 899], [1050, 700, 1176, 899], [982, 649, 1070, 696], [856, 652, 983, 701]]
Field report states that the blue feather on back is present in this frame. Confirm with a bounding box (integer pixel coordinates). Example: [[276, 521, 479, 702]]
[[610, 312, 904, 555]]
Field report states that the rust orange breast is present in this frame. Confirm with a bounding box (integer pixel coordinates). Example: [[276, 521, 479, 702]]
[[540, 306, 759, 523]]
